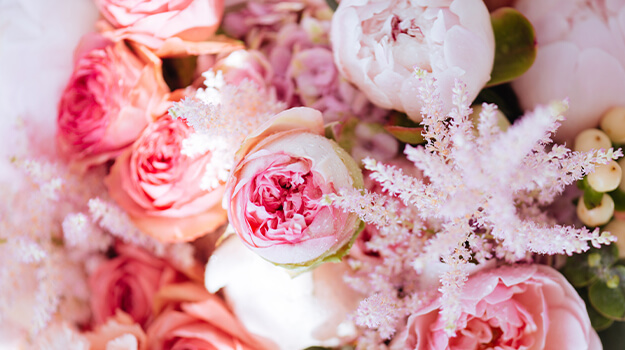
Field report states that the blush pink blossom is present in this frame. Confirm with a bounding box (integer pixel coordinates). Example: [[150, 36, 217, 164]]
[[512, 0, 625, 142], [88, 244, 193, 328], [105, 114, 227, 243], [391, 264, 601, 350], [84, 311, 147, 350], [146, 282, 274, 350], [331, 0, 494, 120], [94, 0, 224, 56], [57, 32, 169, 170], [224, 107, 363, 267]]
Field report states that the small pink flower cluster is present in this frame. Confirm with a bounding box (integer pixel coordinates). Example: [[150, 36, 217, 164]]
[[215, 0, 389, 124]]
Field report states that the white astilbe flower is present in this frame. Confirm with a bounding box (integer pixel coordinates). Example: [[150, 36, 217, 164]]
[[328, 72, 621, 335], [169, 70, 286, 190]]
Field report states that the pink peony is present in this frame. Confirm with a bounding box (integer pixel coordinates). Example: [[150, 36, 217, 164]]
[[146, 282, 274, 350], [94, 0, 224, 56], [512, 0, 625, 142], [391, 264, 601, 350], [224, 107, 363, 267], [57, 32, 168, 170], [88, 244, 195, 328], [331, 0, 495, 120], [105, 113, 228, 243]]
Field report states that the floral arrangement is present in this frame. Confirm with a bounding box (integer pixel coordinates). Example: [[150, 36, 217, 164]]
[[4, 0, 625, 349]]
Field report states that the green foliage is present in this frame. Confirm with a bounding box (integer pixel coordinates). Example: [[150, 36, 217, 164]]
[[487, 7, 537, 87]]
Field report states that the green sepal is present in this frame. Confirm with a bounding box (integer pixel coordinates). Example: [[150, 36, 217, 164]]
[[487, 7, 537, 87], [275, 220, 366, 277], [589, 265, 625, 321]]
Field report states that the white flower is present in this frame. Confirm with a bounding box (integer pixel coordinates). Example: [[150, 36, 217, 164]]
[[205, 235, 363, 350], [330, 0, 494, 120]]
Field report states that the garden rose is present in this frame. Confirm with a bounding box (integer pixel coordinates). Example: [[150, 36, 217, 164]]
[[224, 107, 363, 267], [85, 311, 147, 350], [391, 264, 601, 350], [88, 243, 192, 327], [331, 0, 495, 120], [94, 0, 224, 56], [205, 235, 362, 349], [57, 32, 168, 170], [512, 0, 625, 142], [146, 282, 274, 350], [105, 114, 227, 242]]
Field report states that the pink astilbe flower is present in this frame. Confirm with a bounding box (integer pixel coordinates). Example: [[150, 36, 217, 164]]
[[327, 72, 621, 335], [169, 70, 286, 191]]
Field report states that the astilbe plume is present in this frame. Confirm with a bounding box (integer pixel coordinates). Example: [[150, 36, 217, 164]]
[[169, 70, 286, 190], [328, 71, 621, 335]]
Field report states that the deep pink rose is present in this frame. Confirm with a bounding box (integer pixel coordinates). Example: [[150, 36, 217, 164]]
[[57, 32, 168, 170], [94, 0, 224, 56], [105, 114, 227, 242], [88, 244, 192, 327], [392, 265, 601, 350], [146, 283, 274, 350], [224, 107, 363, 268]]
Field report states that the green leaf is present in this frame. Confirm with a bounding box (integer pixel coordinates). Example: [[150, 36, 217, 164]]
[[563, 246, 618, 287], [582, 290, 615, 331], [487, 7, 537, 86], [610, 188, 625, 212], [324, 0, 338, 11], [383, 125, 424, 144], [599, 320, 625, 349], [589, 266, 625, 320]]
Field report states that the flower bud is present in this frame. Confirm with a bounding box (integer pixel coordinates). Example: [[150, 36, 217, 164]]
[[574, 129, 612, 153], [600, 106, 625, 144], [577, 194, 615, 227], [587, 160, 622, 193], [619, 158, 625, 193], [604, 219, 625, 259]]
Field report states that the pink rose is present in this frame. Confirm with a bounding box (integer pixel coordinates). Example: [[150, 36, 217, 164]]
[[57, 32, 169, 170], [512, 0, 625, 142], [146, 282, 274, 350], [331, 0, 495, 120], [105, 114, 227, 242], [88, 243, 194, 327], [94, 0, 224, 56], [84, 311, 147, 350], [224, 107, 363, 267], [391, 265, 601, 350]]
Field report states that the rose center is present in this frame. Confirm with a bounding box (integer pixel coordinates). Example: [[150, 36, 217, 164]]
[[247, 158, 325, 242]]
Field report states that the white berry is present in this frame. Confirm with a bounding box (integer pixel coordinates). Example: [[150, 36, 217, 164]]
[[600, 106, 625, 144], [574, 128, 612, 153], [577, 194, 615, 227], [587, 160, 622, 193]]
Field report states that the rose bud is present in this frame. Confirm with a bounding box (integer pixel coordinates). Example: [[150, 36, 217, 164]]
[[105, 114, 227, 242], [57, 32, 168, 170], [224, 107, 364, 270]]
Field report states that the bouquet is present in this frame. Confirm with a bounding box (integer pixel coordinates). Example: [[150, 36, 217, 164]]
[[3, 0, 625, 349]]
